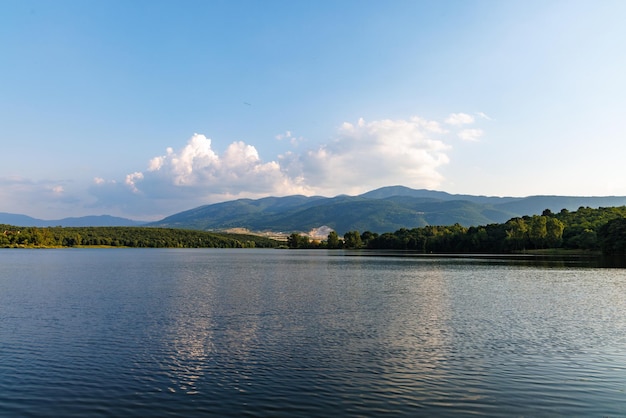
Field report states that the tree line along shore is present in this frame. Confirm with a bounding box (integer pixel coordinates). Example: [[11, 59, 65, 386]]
[[2, 206, 626, 255], [0, 226, 277, 249], [289, 206, 626, 255]]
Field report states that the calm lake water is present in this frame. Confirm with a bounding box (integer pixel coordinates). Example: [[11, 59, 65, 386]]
[[1, 249, 625, 417]]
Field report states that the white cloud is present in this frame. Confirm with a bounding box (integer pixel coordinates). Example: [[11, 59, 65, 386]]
[[280, 116, 451, 196], [458, 128, 484, 141], [109, 134, 312, 202], [87, 114, 472, 218], [0, 176, 83, 218], [445, 112, 475, 125], [148, 155, 165, 171], [275, 131, 292, 140], [125, 172, 144, 193], [275, 130, 305, 146], [476, 111, 493, 121]]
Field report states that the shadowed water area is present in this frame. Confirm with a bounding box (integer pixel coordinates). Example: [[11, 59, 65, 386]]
[[1, 249, 625, 416]]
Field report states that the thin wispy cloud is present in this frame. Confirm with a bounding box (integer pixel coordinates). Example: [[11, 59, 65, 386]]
[[445, 113, 475, 125], [275, 130, 305, 146], [475, 111, 493, 121], [51, 185, 65, 194], [458, 128, 484, 142], [0, 176, 81, 215]]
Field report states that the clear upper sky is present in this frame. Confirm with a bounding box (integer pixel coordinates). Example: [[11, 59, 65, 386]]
[[2, 0, 626, 220]]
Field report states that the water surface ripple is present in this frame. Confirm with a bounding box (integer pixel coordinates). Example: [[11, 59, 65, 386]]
[[1, 249, 625, 416]]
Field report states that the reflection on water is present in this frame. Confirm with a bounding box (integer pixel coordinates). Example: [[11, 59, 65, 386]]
[[1, 249, 625, 417], [344, 250, 626, 268]]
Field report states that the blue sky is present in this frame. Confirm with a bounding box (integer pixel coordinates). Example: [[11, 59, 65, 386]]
[[2, 0, 626, 220]]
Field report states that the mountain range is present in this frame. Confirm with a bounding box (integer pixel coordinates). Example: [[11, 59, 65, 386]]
[[147, 186, 626, 234], [0, 214, 146, 228], [4, 186, 626, 233]]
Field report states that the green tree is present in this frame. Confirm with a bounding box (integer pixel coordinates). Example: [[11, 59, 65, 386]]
[[528, 216, 547, 249], [505, 218, 527, 251], [343, 230, 362, 248], [327, 231, 342, 249], [299, 235, 311, 248], [287, 233, 301, 248], [287, 234, 310, 248], [599, 217, 626, 254], [545, 217, 565, 247], [360, 231, 378, 248]]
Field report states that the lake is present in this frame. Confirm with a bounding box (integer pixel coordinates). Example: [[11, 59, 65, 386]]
[[1, 249, 625, 416]]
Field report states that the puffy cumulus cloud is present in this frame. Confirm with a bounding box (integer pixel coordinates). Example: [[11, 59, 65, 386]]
[[445, 112, 475, 125], [458, 128, 484, 142], [125, 172, 144, 193], [280, 116, 451, 196], [88, 134, 315, 217], [141, 134, 311, 196], [88, 113, 483, 219]]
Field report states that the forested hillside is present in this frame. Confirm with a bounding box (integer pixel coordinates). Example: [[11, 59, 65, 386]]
[[0, 213, 145, 227], [3, 206, 626, 254], [149, 186, 626, 233], [287, 206, 626, 255]]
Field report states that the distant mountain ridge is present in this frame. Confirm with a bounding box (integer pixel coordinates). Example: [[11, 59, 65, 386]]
[[5, 186, 626, 232], [148, 186, 626, 234], [0, 213, 146, 227]]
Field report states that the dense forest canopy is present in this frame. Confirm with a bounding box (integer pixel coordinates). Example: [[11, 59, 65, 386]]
[[0, 226, 278, 249], [287, 206, 626, 255], [2, 206, 626, 255]]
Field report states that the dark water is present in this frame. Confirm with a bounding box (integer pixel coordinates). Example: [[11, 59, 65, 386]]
[[1, 249, 625, 417]]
